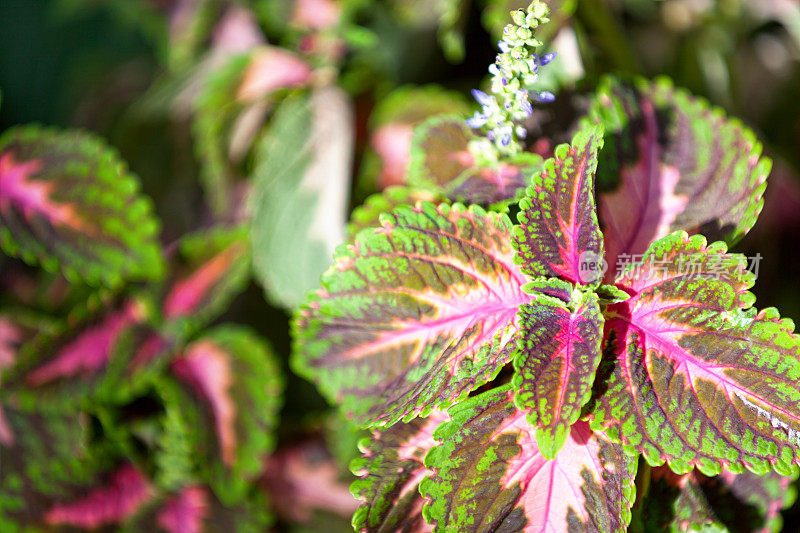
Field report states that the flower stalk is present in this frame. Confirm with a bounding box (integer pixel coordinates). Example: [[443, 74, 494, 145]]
[[467, 0, 555, 163]]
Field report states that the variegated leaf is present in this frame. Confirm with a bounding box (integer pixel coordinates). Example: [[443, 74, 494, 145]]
[[351, 411, 446, 532], [125, 483, 274, 532], [641, 465, 796, 533], [447, 155, 542, 206], [41, 464, 153, 529], [163, 225, 250, 339], [0, 402, 116, 527], [513, 125, 605, 286], [592, 231, 800, 475], [0, 125, 164, 287], [420, 386, 637, 532], [513, 289, 604, 458], [171, 325, 283, 504], [293, 202, 529, 427], [347, 187, 444, 240], [262, 438, 358, 524], [2, 299, 149, 402], [586, 76, 770, 269], [407, 116, 539, 205], [362, 85, 468, 190]]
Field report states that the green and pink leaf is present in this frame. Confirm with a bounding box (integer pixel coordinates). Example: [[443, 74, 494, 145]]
[[42, 464, 153, 529], [421, 385, 637, 532], [513, 289, 604, 458], [407, 116, 540, 205], [513, 125, 605, 286], [0, 125, 164, 287], [171, 325, 283, 503], [163, 226, 250, 339], [293, 202, 529, 427], [591, 231, 800, 474], [586, 76, 769, 269], [351, 411, 446, 532]]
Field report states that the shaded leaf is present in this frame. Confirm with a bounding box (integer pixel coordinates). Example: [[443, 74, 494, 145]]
[[156, 486, 208, 533], [251, 88, 353, 308], [592, 231, 800, 475], [362, 85, 469, 191], [513, 289, 604, 458], [408, 116, 540, 205], [420, 385, 637, 532], [586, 76, 770, 269], [262, 438, 358, 524], [42, 463, 153, 529], [163, 225, 250, 339], [0, 125, 164, 287], [0, 402, 113, 527], [293, 202, 529, 427], [642, 465, 797, 533], [171, 325, 283, 504], [351, 411, 446, 532], [21, 299, 147, 387], [513, 125, 605, 286]]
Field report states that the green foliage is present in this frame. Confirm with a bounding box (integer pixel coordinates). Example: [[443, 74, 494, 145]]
[[250, 89, 352, 308]]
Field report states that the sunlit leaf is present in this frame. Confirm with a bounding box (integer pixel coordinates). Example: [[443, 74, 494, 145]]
[[347, 186, 444, 240], [420, 385, 637, 532], [351, 411, 446, 532], [293, 202, 529, 427], [513, 289, 604, 458], [0, 126, 164, 287], [592, 231, 800, 475], [513, 125, 605, 285]]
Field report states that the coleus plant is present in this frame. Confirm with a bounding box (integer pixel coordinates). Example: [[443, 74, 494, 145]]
[[0, 122, 284, 530], [293, 1, 800, 531]]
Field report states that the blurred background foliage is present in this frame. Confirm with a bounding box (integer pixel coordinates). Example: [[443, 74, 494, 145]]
[[2, 0, 800, 529]]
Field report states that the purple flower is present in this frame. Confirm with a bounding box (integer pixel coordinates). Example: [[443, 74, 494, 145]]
[[466, 112, 488, 129], [539, 52, 556, 66], [534, 91, 555, 103], [498, 40, 510, 53], [471, 89, 493, 107], [518, 91, 533, 116]]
